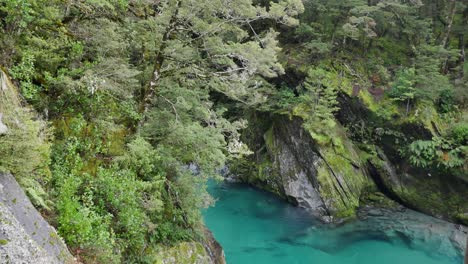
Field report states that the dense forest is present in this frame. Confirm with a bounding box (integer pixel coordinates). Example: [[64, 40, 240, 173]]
[[0, 0, 466, 263]]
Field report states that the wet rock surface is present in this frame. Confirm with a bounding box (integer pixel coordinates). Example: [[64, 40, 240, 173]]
[[248, 116, 369, 221], [0, 173, 74, 264]]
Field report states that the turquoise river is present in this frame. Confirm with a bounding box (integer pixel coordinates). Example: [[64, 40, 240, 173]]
[[203, 182, 465, 264]]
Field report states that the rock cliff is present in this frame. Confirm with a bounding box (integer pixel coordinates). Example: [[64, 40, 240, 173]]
[[236, 99, 467, 225], [155, 229, 225, 264], [236, 114, 371, 222], [0, 173, 75, 263]]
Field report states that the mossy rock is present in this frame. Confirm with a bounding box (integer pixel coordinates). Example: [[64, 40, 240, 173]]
[[455, 213, 468, 226], [359, 188, 399, 209], [154, 242, 212, 264]]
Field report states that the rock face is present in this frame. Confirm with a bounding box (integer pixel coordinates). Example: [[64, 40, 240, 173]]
[[0, 173, 74, 263], [238, 115, 371, 221], [156, 229, 226, 264], [238, 104, 467, 226], [366, 147, 468, 224], [0, 113, 7, 135], [336, 93, 468, 225], [202, 228, 226, 264]]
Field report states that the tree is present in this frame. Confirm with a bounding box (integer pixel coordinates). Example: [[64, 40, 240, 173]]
[[389, 67, 416, 115], [138, 0, 304, 120], [296, 67, 340, 145]]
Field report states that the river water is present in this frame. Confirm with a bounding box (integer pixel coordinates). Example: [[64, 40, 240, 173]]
[[203, 182, 465, 264]]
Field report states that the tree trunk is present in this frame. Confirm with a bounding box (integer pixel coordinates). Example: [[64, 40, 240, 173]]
[[442, 0, 457, 48], [441, 0, 457, 73], [138, 0, 182, 128], [459, 7, 468, 78]]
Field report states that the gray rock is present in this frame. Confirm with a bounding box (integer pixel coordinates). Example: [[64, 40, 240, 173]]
[[0, 113, 7, 135], [358, 207, 467, 258], [257, 116, 368, 221], [267, 118, 329, 217], [0, 173, 75, 264]]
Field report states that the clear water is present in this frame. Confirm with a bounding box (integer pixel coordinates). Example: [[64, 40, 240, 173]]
[[203, 182, 464, 264]]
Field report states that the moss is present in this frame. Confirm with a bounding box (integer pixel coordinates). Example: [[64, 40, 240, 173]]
[[263, 127, 275, 153], [105, 128, 127, 156], [455, 213, 468, 226], [359, 188, 399, 209], [314, 128, 370, 219], [335, 207, 357, 219], [154, 242, 211, 264]]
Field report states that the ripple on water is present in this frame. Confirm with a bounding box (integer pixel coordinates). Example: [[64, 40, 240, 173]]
[[203, 182, 466, 264]]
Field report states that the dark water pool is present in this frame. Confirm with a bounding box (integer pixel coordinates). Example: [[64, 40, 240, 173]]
[[203, 182, 465, 264]]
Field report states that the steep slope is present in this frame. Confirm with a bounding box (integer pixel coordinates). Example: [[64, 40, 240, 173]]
[[235, 114, 372, 222], [336, 92, 468, 224], [0, 173, 74, 263], [235, 91, 467, 225], [0, 68, 74, 263]]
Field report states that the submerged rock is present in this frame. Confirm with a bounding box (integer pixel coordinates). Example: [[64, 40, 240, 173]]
[[291, 207, 467, 260], [357, 207, 468, 258], [0, 173, 75, 263], [336, 92, 468, 225]]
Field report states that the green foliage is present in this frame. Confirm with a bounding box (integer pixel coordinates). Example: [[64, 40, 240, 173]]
[[295, 67, 340, 145], [2, 0, 468, 261], [413, 45, 454, 101], [0, 71, 51, 211], [437, 89, 457, 113], [390, 68, 416, 102], [407, 136, 466, 169], [451, 123, 468, 145], [9, 51, 40, 101], [50, 130, 117, 262], [407, 140, 439, 168]]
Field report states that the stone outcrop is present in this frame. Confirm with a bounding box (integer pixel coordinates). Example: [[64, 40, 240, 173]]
[[238, 115, 371, 222], [202, 228, 226, 264], [336, 92, 468, 225], [0, 173, 75, 263], [155, 229, 226, 264], [237, 99, 467, 226]]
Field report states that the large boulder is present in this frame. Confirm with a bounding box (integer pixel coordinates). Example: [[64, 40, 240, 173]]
[[155, 229, 225, 264], [237, 115, 371, 222], [336, 92, 468, 224], [0, 173, 75, 263]]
